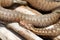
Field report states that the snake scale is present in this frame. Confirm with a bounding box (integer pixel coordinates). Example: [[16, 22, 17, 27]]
[[0, 0, 60, 11], [53, 35, 60, 40], [24, 0, 60, 11], [27, 20, 60, 37], [14, 6, 42, 15], [0, 7, 60, 27], [0, 0, 27, 7], [0, 0, 60, 40]]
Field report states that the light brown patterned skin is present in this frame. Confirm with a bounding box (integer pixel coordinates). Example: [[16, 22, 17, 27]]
[[0, 0, 13, 7], [27, 20, 60, 37], [24, 0, 60, 11], [53, 35, 60, 40], [14, 6, 42, 15], [0, 0, 27, 7], [46, 0, 60, 2], [0, 7, 60, 27]]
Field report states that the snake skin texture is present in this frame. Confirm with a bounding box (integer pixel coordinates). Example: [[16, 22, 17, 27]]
[[46, 0, 60, 2], [14, 6, 42, 15], [0, 0, 27, 7], [24, 0, 60, 11], [0, 7, 59, 27], [27, 20, 60, 37], [0, 0, 13, 7], [53, 35, 60, 40]]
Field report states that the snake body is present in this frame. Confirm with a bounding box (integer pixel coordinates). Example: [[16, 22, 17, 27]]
[[28, 20, 60, 37], [24, 0, 60, 11], [53, 35, 60, 40], [0, 0, 60, 11], [0, 0, 27, 7], [0, 0, 13, 7], [14, 6, 42, 15], [0, 7, 60, 27]]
